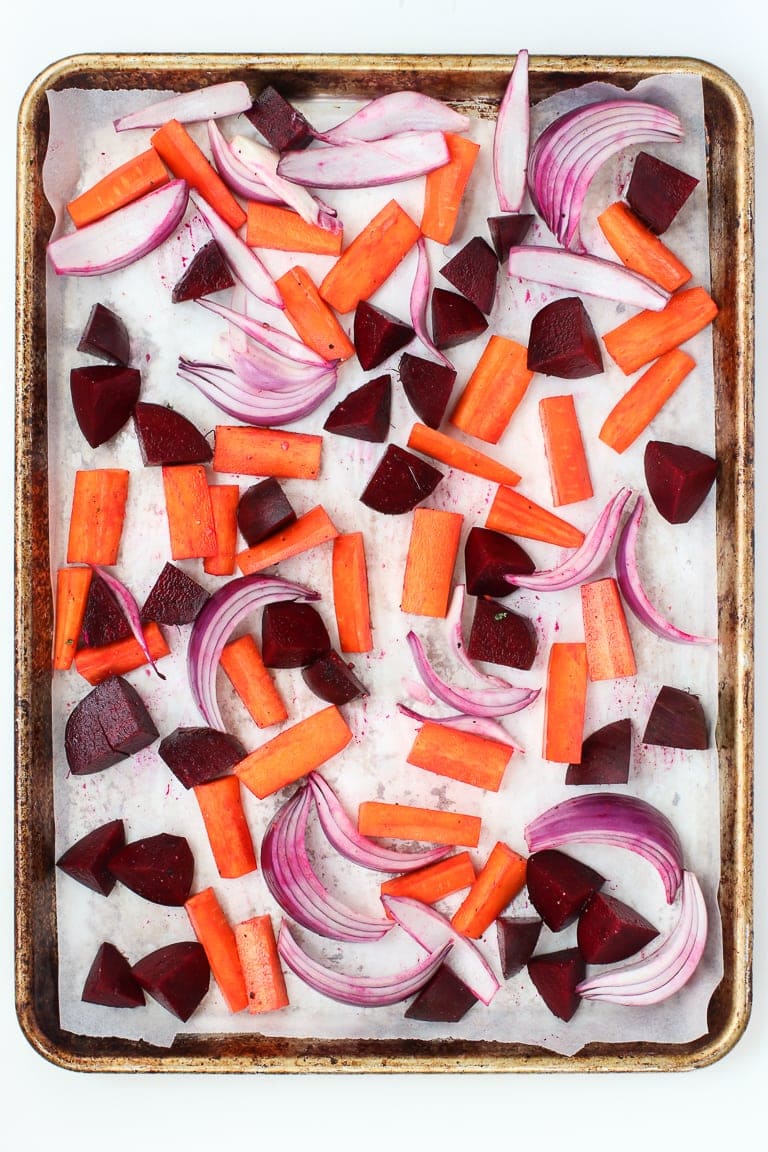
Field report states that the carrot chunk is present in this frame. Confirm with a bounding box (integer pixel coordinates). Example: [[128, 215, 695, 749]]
[[220, 634, 288, 728], [421, 133, 481, 244], [401, 508, 463, 618], [247, 201, 343, 256], [449, 335, 534, 444], [380, 852, 477, 907], [486, 485, 585, 547], [67, 147, 169, 228], [193, 775, 257, 879], [539, 394, 593, 506], [407, 423, 522, 487], [319, 199, 420, 314], [332, 532, 373, 653], [599, 348, 696, 453], [235, 705, 353, 799], [162, 464, 217, 560], [185, 887, 249, 1013], [597, 201, 692, 293], [276, 266, 355, 360], [234, 915, 289, 1014], [203, 484, 240, 576], [358, 802, 482, 848], [603, 286, 718, 375], [67, 469, 130, 565], [451, 842, 527, 938], [151, 119, 246, 230], [543, 643, 588, 763], [581, 577, 637, 681], [74, 621, 170, 685], [213, 425, 322, 480], [53, 567, 92, 670], [406, 721, 512, 792], [236, 505, 338, 575]]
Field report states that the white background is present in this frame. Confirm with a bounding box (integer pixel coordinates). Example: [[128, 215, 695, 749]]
[[3, 2, 763, 1149]]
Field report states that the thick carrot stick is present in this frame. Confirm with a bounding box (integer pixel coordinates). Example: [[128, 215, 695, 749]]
[[53, 567, 92, 670], [66, 469, 130, 565], [401, 508, 463, 618], [234, 915, 289, 1014], [213, 425, 322, 480], [451, 842, 527, 938], [543, 642, 588, 763], [358, 801, 481, 848], [406, 721, 512, 792], [151, 119, 246, 230], [449, 335, 534, 444], [276, 266, 355, 360], [597, 201, 692, 293], [319, 199, 420, 314], [599, 348, 696, 453], [193, 775, 257, 879], [421, 132, 481, 244], [603, 286, 718, 375], [332, 532, 373, 653], [486, 485, 585, 547], [236, 505, 338, 575], [581, 577, 637, 681], [162, 465, 217, 560], [203, 484, 240, 576], [247, 201, 343, 256], [380, 852, 477, 906], [67, 147, 169, 228], [235, 705, 353, 799], [539, 394, 593, 506], [407, 423, 521, 487], [185, 887, 249, 1013], [220, 633, 288, 728], [74, 621, 170, 685]]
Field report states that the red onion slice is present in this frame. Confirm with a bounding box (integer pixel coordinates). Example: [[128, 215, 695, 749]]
[[317, 92, 470, 144], [192, 194, 283, 308], [406, 630, 539, 719], [446, 585, 509, 686], [507, 247, 670, 311], [207, 120, 283, 204], [230, 135, 340, 232], [493, 49, 530, 213], [401, 676, 435, 706], [276, 132, 451, 189], [410, 237, 454, 368], [114, 82, 252, 131], [396, 705, 518, 749], [199, 297, 332, 366], [90, 565, 165, 679], [178, 357, 337, 426], [229, 346, 336, 393]]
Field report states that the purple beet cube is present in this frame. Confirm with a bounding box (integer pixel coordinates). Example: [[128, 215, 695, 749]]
[[486, 214, 535, 263], [626, 152, 699, 234], [398, 352, 456, 430], [577, 892, 658, 964], [132, 942, 210, 1022], [404, 963, 478, 1022], [158, 726, 247, 789], [353, 301, 414, 370], [323, 374, 391, 442], [644, 440, 718, 524], [261, 601, 331, 668], [528, 948, 585, 1021], [141, 562, 209, 626], [82, 942, 145, 1008], [65, 690, 125, 777], [133, 402, 212, 466], [57, 819, 126, 896], [526, 849, 605, 931], [360, 444, 443, 515], [642, 685, 709, 750], [431, 288, 489, 350], [439, 237, 499, 315], [237, 478, 297, 546], [527, 297, 603, 378], [566, 719, 632, 785], [65, 677, 157, 776], [467, 597, 538, 670], [464, 526, 535, 598], [79, 573, 133, 649], [496, 916, 542, 979], [109, 833, 195, 906], [302, 650, 368, 704], [245, 85, 315, 151], [70, 364, 141, 449], [77, 302, 131, 365], [171, 239, 235, 303]]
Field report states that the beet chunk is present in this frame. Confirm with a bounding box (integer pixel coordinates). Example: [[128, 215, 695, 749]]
[[57, 819, 126, 896], [526, 849, 605, 931], [109, 833, 195, 906], [262, 601, 331, 668], [439, 237, 499, 315], [354, 301, 414, 370], [303, 650, 368, 704], [141, 562, 209, 626], [398, 352, 457, 430], [77, 302, 131, 365], [496, 917, 542, 979], [360, 444, 443, 515], [323, 374, 391, 442], [528, 949, 585, 1022], [467, 597, 537, 670], [431, 288, 489, 349], [171, 239, 234, 303], [82, 942, 145, 1008], [527, 297, 603, 378], [65, 690, 125, 776], [70, 364, 141, 449], [644, 440, 718, 524], [404, 963, 478, 1022], [486, 213, 535, 263], [158, 726, 247, 789], [79, 573, 133, 649], [464, 527, 535, 598], [65, 677, 158, 776], [642, 685, 709, 750], [577, 892, 658, 964], [237, 478, 298, 546], [133, 401, 212, 466], [245, 85, 315, 151], [566, 719, 633, 786], [132, 942, 210, 1021], [626, 152, 699, 235]]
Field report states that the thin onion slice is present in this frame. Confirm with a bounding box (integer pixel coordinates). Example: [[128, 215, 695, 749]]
[[396, 704, 518, 749], [493, 49, 530, 213], [276, 132, 451, 189], [114, 82, 252, 131], [410, 236, 454, 368], [178, 356, 337, 426], [198, 297, 332, 366], [207, 120, 283, 204], [192, 194, 283, 308], [406, 630, 539, 719], [446, 584, 509, 686], [507, 246, 670, 311], [317, 92, 470, 144], [229, 346, 336, 392], [90, 565, 165, 680], [230, 135, 340, 232]]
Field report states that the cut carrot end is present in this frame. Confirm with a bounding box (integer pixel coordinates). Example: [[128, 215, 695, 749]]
[[236, 505, 338, 575], [597, 201, 692, 293], [539, 394, 593, 506], [151, 119, 246, 230], [194, 775, 257, 879], [451, 841, 527, 938], [603, 286, 718, 375], [53, 567, 92, 670], [235, 705, 353, 799], [421, 133, 481, 245], [319, 199, 420, 314], [401, 508, 463, 618], [543, 642, 588, 763], [332, 532, 373, 653], [406, 721, 512, 792], [185, 887, 249, 1013], [581, 577, 637, 681], [599, 348, 696, 454], [407, 423, 522, 487], [234, 915, 289, 1014], [358, 801, 482, 848], [486, 485, 585, 547], [276, 265, 354, 360], [162, 464, 217, 560], [213, 425, 323, 480], [220, 633, 288, 728], [449, 335, 534, 444]]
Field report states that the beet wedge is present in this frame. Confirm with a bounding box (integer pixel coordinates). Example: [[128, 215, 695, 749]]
[[527, 296, 603, 378], [526, 849, 605, 931], [171, 239, 235, 303], [261, 601, 331, 668], [577, 892, 658, 964], [642, 685, 709, 750], [487, 213, 535, 263], [398, 352, 456, 430], [626, 152, 699, 235], [79, 573, 133, 649], [496, 917, 542, 979], [566, 719, 633, 786], [323, 374, 391, 442], [245, 85, 315, 151], [140, 562, 210, 626], [158, 726, 247, 789], [431, 288, 488, 349], [360, 444, 443, 515], [439, 237, 499, 315], [82, 942, 145, 1008], [404, 963, 478, 1022], [77, 302, 131, 365], [108, 833, 195, 906], [463, 527, 535, 598], [354, 301, 414, 370], [237, 478, 297, 547], [57, 819, 126, 896], [70, 365, 141, 449], [134, 402, 213, 466], [467, 597, 538, 670], [65, 676, 158, 776], [528, 948, 585, 1021], [644, 440, 718, 524], [132, 942, 210, 1021]]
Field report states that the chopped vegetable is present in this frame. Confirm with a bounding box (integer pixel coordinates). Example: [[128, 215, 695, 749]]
[[451, 841, 527, 938], [151, 119, 245, 230], [493, 50, 530, 213], [234, 915, 289, 1014], [406, 720, 513, 792], [486, 485, 584, 547], [185, 887, 249, 1012], [421, 132, 481, 244], [114, 82, 252, 132], [407, 423, 521, 487], [449, 334, 533, 444], [539, 394, 593, 506], [603, 286, 719, 375], [401, 508, 463, 619], [319, 199, 420, 314], [161, 464, 217, 560], [67, 469, 129, 565], [74, 621, 170, 685], [194, 775, 257, 879], [203, 485, 240, 576], [597, 201, 692, 292], [543, 643, 588, 762], [332, 532, 373, 654], [235, 705, 353, 799], [599, 349, 695, 453], [220, 634, 288, 728], [53, 567, 92, 670], [213, 424, 322, 479], [237, 505, 338, 575], [67, 147, 169, 228], [246, 200, 343, 255], [380, 852, 477, 907], [276, 265, 355, 360], [581, 577, 637, 680], [359, 801, 482, 849]]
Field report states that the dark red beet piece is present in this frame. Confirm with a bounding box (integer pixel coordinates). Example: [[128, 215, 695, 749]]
[[82, 942, 145, 1008], [464, 526, 535, 598], [158, 726, 247, 789], [108, 833, 195, 906], [398, 352, 457, 430], [132, 942, 210, 1021], [354, 301, 414, 370], [431, 288, 488, 350], [486, 213, 535, 263], [302, 650, 368, 704], [496, 917, 542, 979], [245, 85, 315, 151], [404, 963, 478, 1022], [65, 677, 158, 775], [626, 152, 699, 235], [527, 948, 585, 1021], [261, 601, 331, 668], [467, 597, 537, 670], [70, 364, 141, 449], [323, 374, 391, 442], [65, 691, 125, 776], [526, 849, 605, 931], [644, 440, 718, 524], [439, 237, 499, 315], [133, 402, 212, 466], [57, 819, 126, 896], [77, 302, 131, 365], [171, 239, 234, 303], [642, 685, 708, 750], [237, 478, 297, 546], [566, 719, 633, 786], [140, 562, 210, 626], [577, 892, 658, 964], [360, 444, 443, 515], [79, 573, 133, 649], [527, 297, 603, 378]]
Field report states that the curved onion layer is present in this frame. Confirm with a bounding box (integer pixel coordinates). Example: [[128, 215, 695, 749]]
[[229, 346, 336, 393], [506, 246, 670, 311], [277, 921, 452, 1007], [187, 574, 319, 729], [276, 132, 450, 189], [91, 565, 165, 679], [401, 676, 435, 706], [493, 49, 530, 213], [577, 871, 707, 1004], [307, 773, 453, 873], [48, 179, 189, 276], [525, 794, 684, 904], [199, 297, 331, 367], [396, 704, 518, 749], [192, 194, 282, 308], [230, 135, 339, 232], [446, 584, 509, 686], [616, 496, 717, 645], [382, 894, 500, 1005], [317, 91, 470, 144], [114, 82, 252, 131], [207, 120, 283, 204], [410, 237, 453, 368], [406, 630, 540, 719], [508, 487, 632, 592], [177, 357, 337, 426]]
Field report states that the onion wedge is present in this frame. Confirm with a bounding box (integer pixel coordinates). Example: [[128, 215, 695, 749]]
[[230, 135, 340, 232], [198, 297, 332, 366], [192, 194, 283, 308], [276, 132, 451, 189], [178, 357, 337, 426], [507, 247, 670, 311], [114, 82, 252, 131], [406, 630, 539, 719], [317, 91, 470, 144], [207, 120, 283, 204], [493, 49, 530, 213]]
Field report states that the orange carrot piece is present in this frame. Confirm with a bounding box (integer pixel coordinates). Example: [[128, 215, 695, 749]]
[[234, 915, 289, 1014], [67, 147, 170, 228], [74, 621, 170, 685], [193, 775, 257, 879], [599, 348, 696, 453], [276, 266, 355, 360], [236, 505, 338, 575], [421, 133, 481, 244], [185, 887, 249, 1013], [486, 485, 585, 547], [407, 423, 521, 487], [358, 801, 481, 848], [247, 201, 343, 257], [203, 484, 240, 576], [235, 705, 352, 799], [449, 335, 534, 444], [162, 464, 217, 560], [543, 643, 588, 763], [220, 633, 288, 728], [52, 567, 92, 671], [380, 852, 477, 906], [581, 577, 637, 681], [597, 201, 692, 293], [406, 721, 512, 792], [151, 118, 246, 230], [66, 469, 130, 565], [401, 508, 463, 618], [603, 286, 719, 375], [332, 532, 373, 654], [539, 394, 593, 506], [451, 842, 527, 939], [319, 199, 420, 314], [213, 425, 322, 480]]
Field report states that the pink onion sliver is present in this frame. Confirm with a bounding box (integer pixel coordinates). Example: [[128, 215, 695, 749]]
[[493, 49, 530, 213], [192, 193, 283, 308], [230, 346, 336, 392], [207, 120, 282, 204], [230, 135, 340, 232], [178, 358, 337, 426], [409, 237, 453, 368], [90, 565, 165, 679], [506, 247, 669, 311], [114, 82, 252, 131], [199, 297, 331, 366], [396, 704, 518, 749], [276, 132, 451, 189], [317, 91, 470, 144], [406, 630, 539, 719], [446, 585, 509, 686], [401, 676, 435, 706]]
